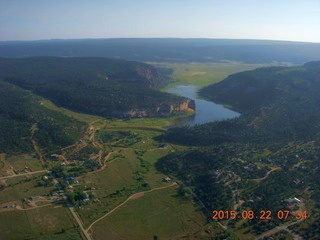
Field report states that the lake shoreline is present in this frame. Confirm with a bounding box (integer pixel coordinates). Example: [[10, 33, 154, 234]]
[[165, 85, 240, 127]]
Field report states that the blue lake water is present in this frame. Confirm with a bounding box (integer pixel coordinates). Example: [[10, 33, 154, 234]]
[[166, 85, 240, 126]]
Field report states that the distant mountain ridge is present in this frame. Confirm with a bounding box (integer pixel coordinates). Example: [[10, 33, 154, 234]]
[[1, 38, 320, 64]]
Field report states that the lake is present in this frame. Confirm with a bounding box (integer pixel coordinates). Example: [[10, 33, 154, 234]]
[[166, 85, 240, 126]]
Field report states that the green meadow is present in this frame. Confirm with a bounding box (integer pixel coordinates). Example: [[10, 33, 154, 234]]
[[156, 62, 266, 88], [91, 186, 207, 240], [0, 206, 79, 240]]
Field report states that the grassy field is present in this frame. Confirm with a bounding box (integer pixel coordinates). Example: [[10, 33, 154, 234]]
[[77, 148, 144, 226], [155, 62, 268, 88], [77, 140, 178, 227], [0, 174, 53, 204], [0, 205, 79, 240], [0, 153, 43, 178], [91, 185, 207, 240], [6, 154, 43, 172]]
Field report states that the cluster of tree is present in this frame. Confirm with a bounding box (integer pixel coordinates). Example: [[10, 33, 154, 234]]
[[97, 130, 142, 147], [66, 187, 92, 206], [0, 79, 85, 153], [0, 57, 190, 118]]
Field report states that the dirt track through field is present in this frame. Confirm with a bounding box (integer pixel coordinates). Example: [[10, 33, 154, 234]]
[[85, 182, 177, 235], [0, 170, 48, 179]]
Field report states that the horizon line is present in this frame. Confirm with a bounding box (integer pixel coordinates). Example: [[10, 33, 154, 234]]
[[1, 37, 319, 44]]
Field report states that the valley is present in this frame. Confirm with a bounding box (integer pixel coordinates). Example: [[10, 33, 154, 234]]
[[0, 57, 319, 240]]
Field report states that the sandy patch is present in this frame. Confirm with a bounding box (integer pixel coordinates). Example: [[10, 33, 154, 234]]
[[131, 192, 145, 200]]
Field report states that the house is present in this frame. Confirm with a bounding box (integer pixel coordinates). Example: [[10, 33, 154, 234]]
[[66, 176, 75, 181], [285, 197, 302, 204], [293, 197, 302, 203]]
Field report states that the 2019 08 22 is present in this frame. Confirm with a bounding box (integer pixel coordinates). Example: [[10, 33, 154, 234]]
[[212, 209, 308, 220]]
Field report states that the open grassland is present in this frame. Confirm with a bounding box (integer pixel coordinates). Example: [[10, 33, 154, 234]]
[[91, 185, 207, 240], [0, 205, 78, 240], [77, 143, 177, 227], [0, 174, 53, 204], [6, 154, 43, 172], [78, 148, 143, 226], [142, 149, 175, 188], [0, 153, 43, 177], [156, 62, 269, 88]]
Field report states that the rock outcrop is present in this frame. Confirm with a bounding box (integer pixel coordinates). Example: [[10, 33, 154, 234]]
[[112, 99, 195, 118], [167, 99, 195, 113]]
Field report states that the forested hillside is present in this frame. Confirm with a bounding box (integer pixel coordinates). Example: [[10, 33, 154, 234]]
[[157, 62, 320, 239], [0, 80, 85, 153], [0, 57, 194, 118]]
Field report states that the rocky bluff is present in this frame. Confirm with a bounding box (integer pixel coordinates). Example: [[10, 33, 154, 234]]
[[113, 99, 195, 118]]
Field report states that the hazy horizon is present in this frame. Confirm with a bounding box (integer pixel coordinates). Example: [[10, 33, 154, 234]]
[[1, 0, 319, 43], [1, 37, 319, 44]]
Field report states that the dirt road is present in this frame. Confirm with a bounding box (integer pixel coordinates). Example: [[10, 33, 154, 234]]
[[0, 170, 48, 180], [86, 183, 178, 234]]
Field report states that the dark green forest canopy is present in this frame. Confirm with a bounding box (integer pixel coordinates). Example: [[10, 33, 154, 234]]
[[200, 61, 320, 112], [0, 80, 85, 153], [0, 57, 192, 118]]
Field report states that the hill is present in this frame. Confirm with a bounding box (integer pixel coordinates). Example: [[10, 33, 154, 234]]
[[165, 61, 320, 145], [0, 79, 86, 153], [157, 62, 320, 239], [0, 57, 194, 118], [1, 38, 320, 64]]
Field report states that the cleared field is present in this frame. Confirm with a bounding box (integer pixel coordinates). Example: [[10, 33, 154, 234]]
[[91, 185, 207, 240], [0, 174, 53, 204], [0, 153, 44, 177], [0, 205, 78, 240], [6, 153, 43, 172], [143, 149, 175, 188], [77, 144, 175, 227]]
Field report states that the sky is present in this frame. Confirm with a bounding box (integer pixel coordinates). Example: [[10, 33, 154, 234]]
[[1, 0, 319, 42]]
